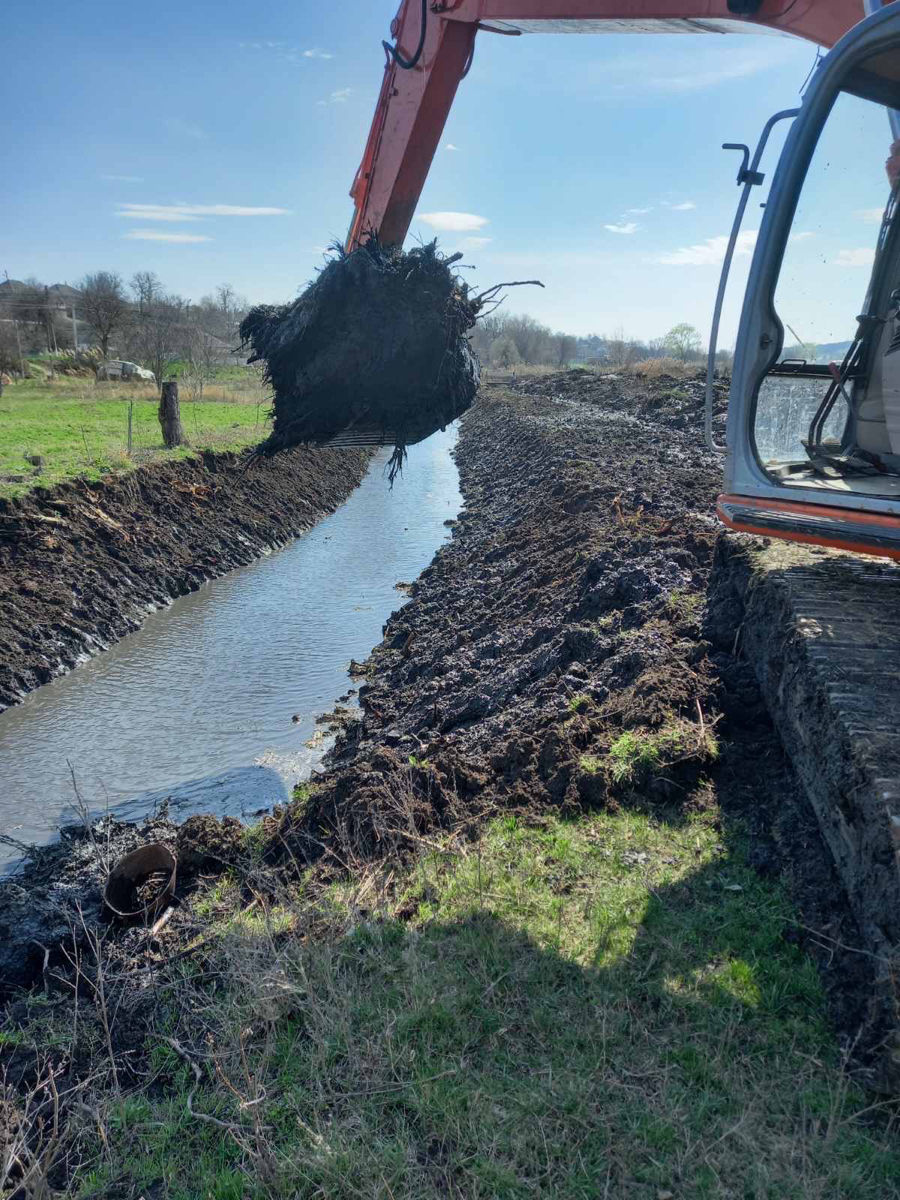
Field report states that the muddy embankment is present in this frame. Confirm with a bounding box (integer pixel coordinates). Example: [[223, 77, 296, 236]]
[[1, 370, 891, 1083], [0, 444, 371, 712]]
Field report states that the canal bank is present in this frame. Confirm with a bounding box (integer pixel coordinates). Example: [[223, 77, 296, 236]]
[[0, 442, 371, 712]]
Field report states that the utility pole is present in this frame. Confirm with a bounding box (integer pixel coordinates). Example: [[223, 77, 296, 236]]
[[71, 305, 79, 351], [14, 320, 25, 381]]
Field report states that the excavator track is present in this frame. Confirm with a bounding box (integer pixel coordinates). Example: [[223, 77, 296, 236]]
[[714, 535, 900, 1075]]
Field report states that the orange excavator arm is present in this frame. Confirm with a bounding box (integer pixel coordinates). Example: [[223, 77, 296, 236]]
[[347, 0, 870, 250]]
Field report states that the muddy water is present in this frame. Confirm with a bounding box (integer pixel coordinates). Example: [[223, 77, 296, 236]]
[[0, 427, 461, 869]]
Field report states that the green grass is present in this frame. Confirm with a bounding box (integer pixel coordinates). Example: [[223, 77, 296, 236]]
[[607, 723, 718, 786], [0, 374, 271, 498], [666, 587, 704, 622], [65, 808, 900, 1199]]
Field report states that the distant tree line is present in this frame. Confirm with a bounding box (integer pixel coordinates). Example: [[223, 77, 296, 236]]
[[468, 313, 727, 370], [0, 269, 729, 387], [0, 271, 250, 393], [468, 313, 578, 369]]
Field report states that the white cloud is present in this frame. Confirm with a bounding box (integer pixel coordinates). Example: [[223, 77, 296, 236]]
[[645, 52, 786, 93], [445, 142, 459, 151], [790, 230, 814, 241], [101, 174, 143, 183], [118, 208, 200, 222], [834, 247, 875, 267], [626, 206, 652, 215], [656, 229, 757, 266], [598, 41, 801, 98], [166, 117, 206, 140], [317, 88, 351, 106], [604, 222, 638, 235], [241, 41, 334, 64], [462, 236, 492, 249], [417, 211, 489, 232], [667, 201, 696, 211], [116, 203, 290, 220], [124, 230, 212, 243], [857, 207, 885, 224]]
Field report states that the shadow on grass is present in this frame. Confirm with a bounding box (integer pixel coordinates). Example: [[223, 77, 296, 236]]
[[88, 797, 900, 1200]]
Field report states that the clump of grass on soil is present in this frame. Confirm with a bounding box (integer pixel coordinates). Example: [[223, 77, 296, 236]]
[[5, 801, 898, 1199], [580, 718, 718, 789]]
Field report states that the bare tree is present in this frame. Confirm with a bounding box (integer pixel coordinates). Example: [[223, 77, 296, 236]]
[[8, 279, 58, 352], [468, 312, 505, 362], [216, 283, 236, 315], [503, 314, 553, 364], [128, 294, 190, 389], [130, 270, 161, 316], [663, 323, 702, 362], [195, 287, 248, 347], [489, 334, 521, 369], [183, 321, 225, 400], [606, 326, 639, 368], [77, 272, 129, 358]]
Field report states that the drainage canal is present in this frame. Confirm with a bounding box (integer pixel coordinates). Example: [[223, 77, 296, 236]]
[[0, 427, 461, 870]]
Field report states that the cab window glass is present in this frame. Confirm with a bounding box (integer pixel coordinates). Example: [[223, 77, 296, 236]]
[[756, 88, 892, 464]]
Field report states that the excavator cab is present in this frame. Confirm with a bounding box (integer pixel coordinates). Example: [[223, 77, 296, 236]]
[[718, 3, 900, 558]]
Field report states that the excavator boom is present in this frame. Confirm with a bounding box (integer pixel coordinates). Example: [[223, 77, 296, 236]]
[[348, 0, 870, 249]]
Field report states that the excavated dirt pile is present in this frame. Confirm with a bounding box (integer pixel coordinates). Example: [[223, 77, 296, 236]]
[[273, 370, 729, 863], [240, 240, 482, 477], [266, 369, 888, 1074]]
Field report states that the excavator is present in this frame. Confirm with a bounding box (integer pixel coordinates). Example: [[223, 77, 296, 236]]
[[347, 0, 900, 560]]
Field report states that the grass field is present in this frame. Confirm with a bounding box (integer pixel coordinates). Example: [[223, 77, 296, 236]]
[[15, 798, 895, 1199], [0, 371, 272, 499]]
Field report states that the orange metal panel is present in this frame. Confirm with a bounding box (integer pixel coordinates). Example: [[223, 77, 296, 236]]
[[717, 494, 900, 561]]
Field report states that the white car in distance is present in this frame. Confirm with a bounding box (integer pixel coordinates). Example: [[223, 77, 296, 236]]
[[97, 360, 155, 382]]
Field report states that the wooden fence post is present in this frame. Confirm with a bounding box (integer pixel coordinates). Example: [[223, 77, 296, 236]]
[[158, 381, 187, 448]]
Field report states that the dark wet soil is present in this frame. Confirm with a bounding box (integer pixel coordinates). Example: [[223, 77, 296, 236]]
[[0, 443, 370, 712], [272, 369, 890, 1084], [0, 369, 891, 1090]]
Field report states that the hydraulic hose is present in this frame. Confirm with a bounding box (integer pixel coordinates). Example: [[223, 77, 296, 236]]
[[383, 0, 428, 70]]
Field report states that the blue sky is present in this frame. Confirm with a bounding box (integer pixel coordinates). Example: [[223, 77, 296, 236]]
[[2, 0, 891, 344]]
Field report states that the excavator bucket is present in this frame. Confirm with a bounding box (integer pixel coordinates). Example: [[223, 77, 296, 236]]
[[240, 240, 481, 479]]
